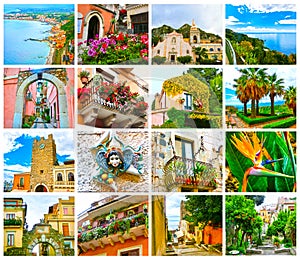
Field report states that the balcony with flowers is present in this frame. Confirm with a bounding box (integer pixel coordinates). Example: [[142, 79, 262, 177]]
[[4, 217, 23, 227], [78, 201, 148, 251], [78, 77, 148, 128]]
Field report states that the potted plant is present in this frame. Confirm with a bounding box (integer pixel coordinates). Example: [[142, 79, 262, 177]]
[[78, 70, 90, 84], [177, 97, 185, 104]]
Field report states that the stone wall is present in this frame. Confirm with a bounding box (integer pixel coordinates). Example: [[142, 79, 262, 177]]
[[77, 130, 150, 192]]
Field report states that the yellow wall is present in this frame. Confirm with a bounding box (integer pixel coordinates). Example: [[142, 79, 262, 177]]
[[152, 195, 167, 256]]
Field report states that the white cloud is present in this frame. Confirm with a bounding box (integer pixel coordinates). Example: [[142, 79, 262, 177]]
[[3, 132, 24, 153], [4, 164, 31, 174], [226, 15, 240, 25], [246, 4, 296, 13], [276, 19, 296, 25], [4, 130, 75, 159]]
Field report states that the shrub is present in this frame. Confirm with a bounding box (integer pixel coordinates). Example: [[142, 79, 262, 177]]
[[158, 120, 178, 128], [263, 117, 296, 128], [152, 56, 166, 64], [237, 112, 293, 125]]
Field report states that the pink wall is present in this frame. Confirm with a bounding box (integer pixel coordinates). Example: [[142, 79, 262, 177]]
[[4, 68, 75, 128]]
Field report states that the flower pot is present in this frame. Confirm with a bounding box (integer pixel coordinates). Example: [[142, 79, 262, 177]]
[[80, 76, 89, 84]]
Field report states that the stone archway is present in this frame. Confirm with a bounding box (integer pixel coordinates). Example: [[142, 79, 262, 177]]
[[34, 184, 49, 192], [24, 224, 64, 256], [83, 11, 104, 42], [13, 72, 69, 128]]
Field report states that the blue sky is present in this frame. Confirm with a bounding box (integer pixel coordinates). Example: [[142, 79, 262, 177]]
[[3, 130, 74, 182], [226, 4, 296, 33], [152, 4, 223, 36], [166, 194, 186, 230], [225, 67, 296, 108], [4, 4, 74, 14]]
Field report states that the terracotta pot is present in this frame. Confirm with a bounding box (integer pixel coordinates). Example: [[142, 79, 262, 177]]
[[80, 76, 89, 84]]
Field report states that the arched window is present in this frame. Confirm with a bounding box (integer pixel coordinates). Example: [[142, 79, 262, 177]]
[[57, 173, 63, 181], [172, 37, 176, 44], [19, 177, 24, 187], [193, 35, 197, 43], [68, 172, 74, 181]]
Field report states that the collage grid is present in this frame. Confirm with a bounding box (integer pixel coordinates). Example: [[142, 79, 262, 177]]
[[1, 0, 298, 257]]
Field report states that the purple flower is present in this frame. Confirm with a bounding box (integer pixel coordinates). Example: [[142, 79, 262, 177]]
[[88, 48, 97, 57]]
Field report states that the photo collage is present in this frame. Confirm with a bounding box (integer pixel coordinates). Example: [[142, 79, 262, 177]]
[[1, 0, 297, 257]]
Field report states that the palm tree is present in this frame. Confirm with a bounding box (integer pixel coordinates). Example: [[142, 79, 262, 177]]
[[284, 86, 296, 116], [233, 78, 250, 115], [267, 73, 285, 116], [194, 47, 208, 64], [238, 68, 268, 118]]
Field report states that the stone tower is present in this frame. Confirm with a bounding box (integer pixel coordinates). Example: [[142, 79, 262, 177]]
[[30, 134, 57, 192], [190, 19, 201, 47]]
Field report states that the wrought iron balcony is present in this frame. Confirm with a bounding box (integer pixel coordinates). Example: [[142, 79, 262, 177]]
[[78, 78, 148, 128], [153, 156, 219, 192]]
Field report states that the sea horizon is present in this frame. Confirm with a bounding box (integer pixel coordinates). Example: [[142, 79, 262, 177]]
[[245, 32, 296, 55]]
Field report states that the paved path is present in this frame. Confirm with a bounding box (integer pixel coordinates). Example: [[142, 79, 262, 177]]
[[174, 244, 221, 256], [31, 117, 54, 129]]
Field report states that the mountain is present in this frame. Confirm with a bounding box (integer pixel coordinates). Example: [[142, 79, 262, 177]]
[[152, 24, 221, 45]]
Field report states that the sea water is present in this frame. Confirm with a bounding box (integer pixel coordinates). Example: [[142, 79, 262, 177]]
[[4, 19, 52, 65], [246, 33, 296, 56]]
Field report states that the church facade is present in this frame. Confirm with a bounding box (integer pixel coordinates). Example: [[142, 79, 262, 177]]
[[12, 134, 75, 192], [152, 20, 222, 64]]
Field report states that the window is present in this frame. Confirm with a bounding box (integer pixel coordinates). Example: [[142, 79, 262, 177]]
[[40, 170, 44, 174], [186, 50, 189, 54], [118, 246, 142, 256], [183, 93, 192, 110], [7, 233, 15, 246], [62, 223, 69, 236], [157, 50, 160, 55], [175, 137, 194, 160], [217, 48, 221, 51], [210, 48, 214, 52], [68, 172, 74, 181], [172, 37, 176, 44], [64, 241, 72, 249], [57, 173, 63, 181], [6, 213, 15, 219], [63, 207, 68, 215], [19, 177, 24, 187], [131, 12, 148, 34], [120, 249, 140, 256]]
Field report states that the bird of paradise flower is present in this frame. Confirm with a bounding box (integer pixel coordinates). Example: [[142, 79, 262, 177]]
[[230, 132, 295, 192]]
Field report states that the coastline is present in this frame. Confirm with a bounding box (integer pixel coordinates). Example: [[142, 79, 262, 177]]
[[46, 44, 55, 65]]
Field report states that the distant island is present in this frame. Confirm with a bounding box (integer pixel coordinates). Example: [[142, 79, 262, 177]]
[[225, 28, 296, 65]]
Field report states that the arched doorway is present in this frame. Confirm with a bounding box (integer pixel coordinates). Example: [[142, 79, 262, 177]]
[[87, 16, 100, 42], [83, 12, 104, 43], [13, 72, 69, 128], [32, 242, 56, 256], [24, 224, 67, 256], [35, 184, 48, 192]]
